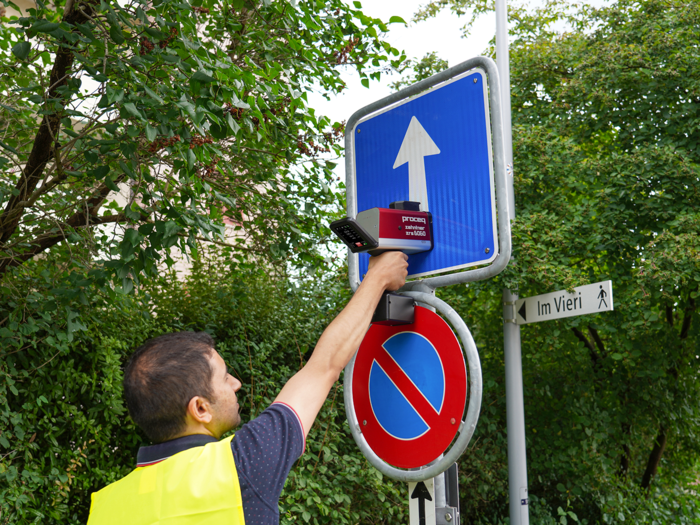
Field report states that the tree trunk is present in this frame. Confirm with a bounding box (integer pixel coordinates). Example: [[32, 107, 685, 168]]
[[619, 422, 631, 478], [640, 425, 667, 489], [0, 5, 89, 245]]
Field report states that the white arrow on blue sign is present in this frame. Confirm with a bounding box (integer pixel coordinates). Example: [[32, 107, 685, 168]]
[[352, 68, 497, 279]]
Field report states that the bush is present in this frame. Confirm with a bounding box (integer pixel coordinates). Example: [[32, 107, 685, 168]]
[[0, 256, 407, 524]]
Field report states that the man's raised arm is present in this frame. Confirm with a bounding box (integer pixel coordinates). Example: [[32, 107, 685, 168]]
[[274, 251, 408, 436]]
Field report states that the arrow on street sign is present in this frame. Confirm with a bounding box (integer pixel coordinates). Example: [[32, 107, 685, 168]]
[[393, 116, 441, 212], [409, 478, 435, 525], [518, 301, 527, 322], [411, 482, 432, 525], [515, 280, 613, 325]]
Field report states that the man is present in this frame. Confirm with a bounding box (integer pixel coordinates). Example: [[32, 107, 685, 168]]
[[87, 251, 408, 524]]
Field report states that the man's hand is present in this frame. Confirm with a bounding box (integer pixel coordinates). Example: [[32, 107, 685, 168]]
[[366, 251, 409, 292], [274, 250, 410, 437]]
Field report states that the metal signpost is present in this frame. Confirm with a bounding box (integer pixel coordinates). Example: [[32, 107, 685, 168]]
[[341, 55, 512, 525], [495, 0, 531, 523], [338, 5, 612, 524]]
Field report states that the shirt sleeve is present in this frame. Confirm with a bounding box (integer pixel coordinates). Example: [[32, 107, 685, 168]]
[[230, 402, 305, 507]]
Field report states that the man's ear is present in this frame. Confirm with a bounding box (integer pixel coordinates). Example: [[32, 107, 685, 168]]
[[186, 396, 214, 424]]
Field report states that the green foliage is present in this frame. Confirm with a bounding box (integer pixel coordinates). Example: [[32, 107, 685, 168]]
[[0, 0, 404, 285], [389, 51, 448, 91], [414, 0, 700, 522], [0, 254, 407, 524]]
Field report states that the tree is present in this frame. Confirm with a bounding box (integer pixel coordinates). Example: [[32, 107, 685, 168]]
[[412, 0, 700, 522], [0, 0, 405, 289], [0, 1, 415, 522]]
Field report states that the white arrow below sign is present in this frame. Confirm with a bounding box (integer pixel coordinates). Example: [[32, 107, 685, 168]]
[[515, 280, 613, 325], [393, 116, 441, 212]]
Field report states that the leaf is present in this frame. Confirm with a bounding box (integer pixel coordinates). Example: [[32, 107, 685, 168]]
[[227, 113, 240, 134], [91, 165, 110, 180], [186, 148, 196, 170], [0, 140, 19, 155], [124, 228, 140, 246], [121, 278, 133, 294], [76, 23, 96, 42], [192, 70, 216, 83], [11, 41, 31, 60], [104, 176, 119, 192], [144, 85, 164, 105], [388, 16, 406, 24], [32, 21, 60, 33], [557, 483, 567, 492], [145, 125, 157, 142], [352, 1, 361, 8], [122, 102, 143, 119], [119, 160, 136, 178], [163, 221, 180, 238], [611, 353, 623, 360], [361, 78, 369, 88], [109, 24, 125, 44]]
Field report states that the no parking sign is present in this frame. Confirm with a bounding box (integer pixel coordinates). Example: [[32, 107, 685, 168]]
[[352, 306, 467, 468]]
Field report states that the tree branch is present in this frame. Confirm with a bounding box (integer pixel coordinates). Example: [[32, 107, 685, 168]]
[[0, 213, 127, 272], [679, 294, 695, 341], [0, 6, 90, 246], [619, 422, 631, 478], [587, 325, 607, 358], [640, 424, 667, 490], [572, 327, 600, 371], [0, 174, 126, 274]]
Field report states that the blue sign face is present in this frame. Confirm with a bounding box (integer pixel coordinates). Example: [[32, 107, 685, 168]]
[[352, 69, 497, 279], [369, 332, 445, 440]]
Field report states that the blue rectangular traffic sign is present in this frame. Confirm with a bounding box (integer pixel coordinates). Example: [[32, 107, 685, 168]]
[[351, 68, 497, 279]]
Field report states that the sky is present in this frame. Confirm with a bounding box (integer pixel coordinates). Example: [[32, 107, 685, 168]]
[[305, 0, 496, 179]]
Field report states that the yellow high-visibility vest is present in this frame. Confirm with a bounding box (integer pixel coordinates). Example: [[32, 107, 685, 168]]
[[88, 435, 245, 525]]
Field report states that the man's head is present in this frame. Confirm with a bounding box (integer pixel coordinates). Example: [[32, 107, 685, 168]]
[[123, 331, 241, 443]]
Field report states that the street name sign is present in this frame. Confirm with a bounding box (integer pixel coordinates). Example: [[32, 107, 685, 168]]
[[352, 68, 497, 279], [515, 281, 613, 325], [352, 306, 467, 468]]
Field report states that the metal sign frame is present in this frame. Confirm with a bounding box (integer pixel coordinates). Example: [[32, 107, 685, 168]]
[[345, 56, 512, 293]]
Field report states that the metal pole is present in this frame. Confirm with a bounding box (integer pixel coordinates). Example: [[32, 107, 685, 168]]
[[496, 0, 514, 215], [497, 0, 529, 524], [503, 291, 529, 524]]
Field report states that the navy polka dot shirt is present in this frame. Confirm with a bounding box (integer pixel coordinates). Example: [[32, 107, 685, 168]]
[[135, 402, 305, 524]]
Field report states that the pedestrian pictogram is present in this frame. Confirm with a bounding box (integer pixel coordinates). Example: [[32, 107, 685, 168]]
[[352, 306, 467, 468], [597, 286, 608, 309]]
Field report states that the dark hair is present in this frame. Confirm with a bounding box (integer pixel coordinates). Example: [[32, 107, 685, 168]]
[[123, 331, 216, 443]]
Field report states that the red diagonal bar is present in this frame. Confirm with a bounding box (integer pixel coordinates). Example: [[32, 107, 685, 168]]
[[373, 347, 442, 430]]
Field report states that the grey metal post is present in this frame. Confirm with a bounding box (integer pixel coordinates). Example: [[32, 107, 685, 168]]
[[503, 290, 528, 524], [497, 0, 529, 523]]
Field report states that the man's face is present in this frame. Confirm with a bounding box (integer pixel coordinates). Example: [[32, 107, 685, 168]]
[[207, 351, 242, 438]]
